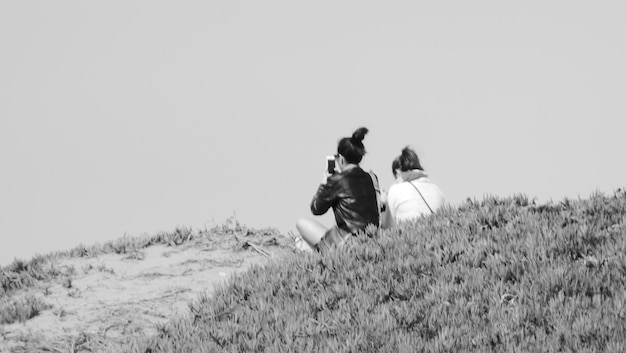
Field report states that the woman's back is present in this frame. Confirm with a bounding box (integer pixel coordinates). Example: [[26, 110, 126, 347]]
[[311, 166, 379, 233], [387, 177, 444, 223], [383, 147, 445, 226], [296, 126, 379, 251]]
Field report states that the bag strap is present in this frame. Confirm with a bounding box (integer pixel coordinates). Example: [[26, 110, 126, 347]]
[[407, 181, 434, 214]]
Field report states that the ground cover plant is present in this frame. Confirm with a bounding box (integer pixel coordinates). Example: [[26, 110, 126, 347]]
[[122, 191, 626, 353]]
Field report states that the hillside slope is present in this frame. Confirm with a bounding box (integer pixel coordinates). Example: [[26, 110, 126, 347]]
[[2, 191, 626, 352], [128, 192, 626, 353], [0, 221, 291, 352]]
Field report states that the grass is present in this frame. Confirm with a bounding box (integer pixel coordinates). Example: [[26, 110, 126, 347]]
[[0, 294, 52, 325], [2, 191, 626, 352], [119, 190, 626, 353]]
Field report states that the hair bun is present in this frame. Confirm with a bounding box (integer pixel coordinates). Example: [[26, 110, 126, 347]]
[[398, 146, 423, 172], [338, 127, 368, 164], [351, 127, 369, 143]]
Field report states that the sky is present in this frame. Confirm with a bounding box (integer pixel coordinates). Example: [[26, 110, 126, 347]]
[[1, 1, 625, 266]]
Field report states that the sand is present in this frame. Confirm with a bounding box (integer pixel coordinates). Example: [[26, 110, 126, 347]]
[[0, 232, 292, 352]]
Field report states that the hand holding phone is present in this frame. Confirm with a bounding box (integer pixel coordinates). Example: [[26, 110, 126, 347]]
[[321, 156, 336, 184], [325, 156, 336, 175]]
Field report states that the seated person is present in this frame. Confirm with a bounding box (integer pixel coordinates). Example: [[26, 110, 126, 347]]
[[381, 147, 445, 228], [296, 127, 380, 251]]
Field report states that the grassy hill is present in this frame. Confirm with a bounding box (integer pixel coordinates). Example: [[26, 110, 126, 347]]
[[2, 191, 626, 352]]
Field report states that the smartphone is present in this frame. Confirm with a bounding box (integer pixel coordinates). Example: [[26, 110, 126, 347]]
[[326, 155, 336, 174]]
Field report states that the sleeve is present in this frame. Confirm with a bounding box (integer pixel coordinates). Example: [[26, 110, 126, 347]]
[[386, 184, 399, 225], [380, 206, 394, 229], [310, 175, 340, 215]]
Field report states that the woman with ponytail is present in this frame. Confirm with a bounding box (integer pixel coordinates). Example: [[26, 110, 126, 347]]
[[380, 146, 445, 227], [296, 127, 380, 252]]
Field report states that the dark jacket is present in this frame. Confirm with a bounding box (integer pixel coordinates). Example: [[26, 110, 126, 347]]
[[311, 166, 380, 234]]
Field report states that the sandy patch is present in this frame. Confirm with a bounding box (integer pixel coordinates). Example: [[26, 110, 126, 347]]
[[0, 234, 292, 352]]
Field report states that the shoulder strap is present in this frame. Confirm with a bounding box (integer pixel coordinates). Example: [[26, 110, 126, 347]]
[[407, 181, 434, 214]]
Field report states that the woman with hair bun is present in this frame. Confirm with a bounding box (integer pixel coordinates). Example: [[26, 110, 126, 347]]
[[296, 127, 380, 252], [381, 146, 445, 228]]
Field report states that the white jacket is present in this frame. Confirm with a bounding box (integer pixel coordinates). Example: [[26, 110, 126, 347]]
[[383, 169, 445, 227]]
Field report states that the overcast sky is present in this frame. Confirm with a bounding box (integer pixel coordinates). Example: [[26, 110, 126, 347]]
[[1, 1, 625, 266]]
